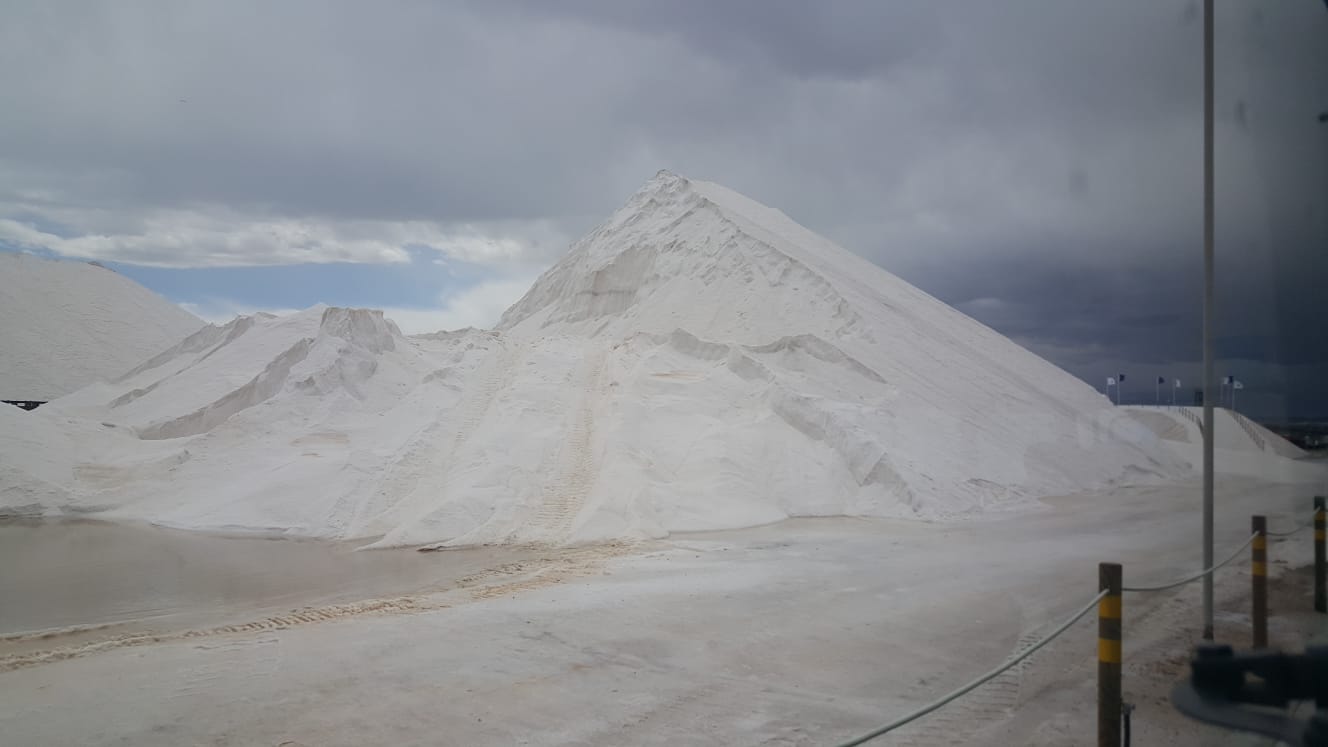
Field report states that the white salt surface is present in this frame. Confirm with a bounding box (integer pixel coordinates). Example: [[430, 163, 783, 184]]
[[3, 171, 1298, 547], [0, 253, 202, 400]]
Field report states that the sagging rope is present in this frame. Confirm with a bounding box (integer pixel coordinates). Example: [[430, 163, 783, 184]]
[[834, 520, 1292, 746], [831, 589, 1109, 747], [1267, 515, 1315, 538], [1122, 532, 1259, 593]]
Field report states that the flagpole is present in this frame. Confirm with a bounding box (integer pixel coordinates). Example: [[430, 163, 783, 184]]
[[1201, 0, 1216, 641]]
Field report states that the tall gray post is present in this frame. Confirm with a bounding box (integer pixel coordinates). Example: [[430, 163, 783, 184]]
[[1201, 0, 1216, 640]]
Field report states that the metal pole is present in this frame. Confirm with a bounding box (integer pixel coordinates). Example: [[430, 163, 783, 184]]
[[1201, 0, 1216, 641], [1316, 496, 1325, 613], [1098, 562, 1123, 747], [1252, 515, 1267, 648]]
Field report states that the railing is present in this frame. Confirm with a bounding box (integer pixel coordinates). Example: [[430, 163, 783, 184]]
[[1231, 410, 1267, 452], [832, 495, 1328, 747], [1175, 406, 1205, 437]]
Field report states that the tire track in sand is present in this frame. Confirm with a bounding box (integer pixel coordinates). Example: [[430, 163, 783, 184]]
[[0, 541, 636, 673], [516, 346, 607, 545], [0, 596, 427, 673], [891, 630, 1043, 746], [464, 542, 633, 600], [356, 338, 522, 541]]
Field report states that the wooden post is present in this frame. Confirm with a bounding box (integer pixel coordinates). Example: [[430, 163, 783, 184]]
[[1316, 497, 1326, 613], [1252, 515, 1267, 648], [1099, 562, 1122, 747]]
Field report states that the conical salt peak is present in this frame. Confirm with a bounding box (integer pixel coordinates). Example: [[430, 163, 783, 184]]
[[628, 169, 693, 204]]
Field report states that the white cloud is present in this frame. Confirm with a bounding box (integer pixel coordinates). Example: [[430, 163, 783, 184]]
[[381, 274, 540, 334], [0, 215, 411, 267], [178, 273, 541, 335], [0, 201, 567, 269]]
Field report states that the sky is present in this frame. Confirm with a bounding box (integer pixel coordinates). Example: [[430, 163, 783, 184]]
[[0, 1, 1324, 419]]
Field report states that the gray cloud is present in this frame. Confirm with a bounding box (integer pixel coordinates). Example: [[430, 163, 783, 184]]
[[0, 0, 1324, 415]]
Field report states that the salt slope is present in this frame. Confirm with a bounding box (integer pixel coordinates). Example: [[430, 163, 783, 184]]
[[0, 253, 202, 400], [2, 173, 1195, 545]]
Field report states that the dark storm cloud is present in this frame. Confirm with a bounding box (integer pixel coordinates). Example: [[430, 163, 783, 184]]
[[931, 247, 1321, 366], [0, 1, 1324, 414], [924, 236, 1327, 417], [479, 0, 941, 80]]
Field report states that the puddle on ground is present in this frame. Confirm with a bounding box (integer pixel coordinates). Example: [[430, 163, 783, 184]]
[[0, 520, 532, 637]]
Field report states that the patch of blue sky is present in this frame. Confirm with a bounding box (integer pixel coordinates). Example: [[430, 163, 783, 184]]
[[99, 246, 486, 311]]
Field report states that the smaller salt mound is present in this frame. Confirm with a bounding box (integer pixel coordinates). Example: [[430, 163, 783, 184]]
[[56, 306, 404, 440], [1235, 414, 1308, 460], [1120, 406, 1315, 482], [1122, 408, 1194, 444], [0, 305, 448, 535], [115, 314, 262, 386], [1122, 406, 1305, 456]]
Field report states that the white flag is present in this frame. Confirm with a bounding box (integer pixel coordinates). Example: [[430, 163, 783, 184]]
[[1233, 380, 1245, 390], [1174, 379, 1182, 388], [1107, 377, 1116, 386]]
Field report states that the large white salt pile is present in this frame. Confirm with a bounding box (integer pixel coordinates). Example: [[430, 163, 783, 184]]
[[0, 253, 203, 400], [0, 172, 1195, 545]]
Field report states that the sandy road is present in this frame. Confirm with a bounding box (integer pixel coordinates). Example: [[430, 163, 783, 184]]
[[0, 474, 1324, 746]]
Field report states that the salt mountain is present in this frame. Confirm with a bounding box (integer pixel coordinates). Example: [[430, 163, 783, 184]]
[[0, 171, 1185, 546], [0, 252, 203, 400]]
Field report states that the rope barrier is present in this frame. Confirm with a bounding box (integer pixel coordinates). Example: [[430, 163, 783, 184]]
[[831, 589, 1109, 747], [832, 521, 1290, 746], [1266, 516, 1312, 538], [1121, 532, 1258, 593]]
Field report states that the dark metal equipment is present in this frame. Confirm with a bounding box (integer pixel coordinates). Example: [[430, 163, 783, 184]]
[[1173, 644, 1328, 745]]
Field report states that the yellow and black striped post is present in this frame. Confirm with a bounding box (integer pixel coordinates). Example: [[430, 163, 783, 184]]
[[1252, 515, 1267, 648], [1098, 562, 1122, 747], [1316, 496, 1325, 613]]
